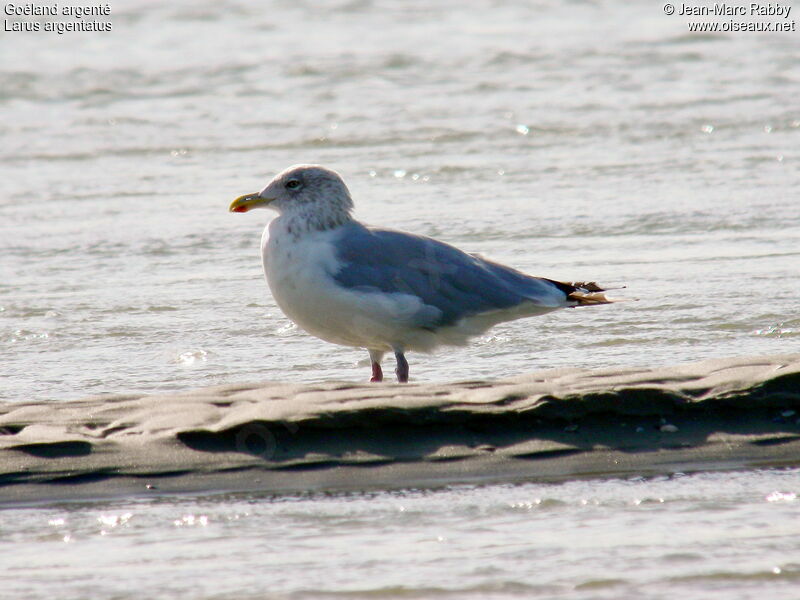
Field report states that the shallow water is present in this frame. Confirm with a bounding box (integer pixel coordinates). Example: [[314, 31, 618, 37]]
[[1, 0, 799, 596], [2, 0, 798, 401], [2, 470, 800, 599]]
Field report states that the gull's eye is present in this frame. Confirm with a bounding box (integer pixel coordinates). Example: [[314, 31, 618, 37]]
[[285, 179, 302, 190]]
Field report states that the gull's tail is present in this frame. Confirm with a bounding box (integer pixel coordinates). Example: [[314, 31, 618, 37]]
[[545, 279, 628, 306]]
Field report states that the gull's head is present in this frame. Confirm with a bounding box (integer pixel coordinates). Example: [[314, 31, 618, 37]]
[[229, 165, 354, 229]]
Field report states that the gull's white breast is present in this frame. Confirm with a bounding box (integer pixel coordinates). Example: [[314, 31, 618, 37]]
[[261, 218, 434, 351]]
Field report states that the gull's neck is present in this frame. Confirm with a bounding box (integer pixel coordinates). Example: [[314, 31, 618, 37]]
[[277, 202, 354, 237]]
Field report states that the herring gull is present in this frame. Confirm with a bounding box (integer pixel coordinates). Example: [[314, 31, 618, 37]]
[[230, 165, 620, 383]]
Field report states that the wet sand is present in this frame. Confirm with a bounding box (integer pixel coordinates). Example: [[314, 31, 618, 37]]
[[1, 354, 798, 505]]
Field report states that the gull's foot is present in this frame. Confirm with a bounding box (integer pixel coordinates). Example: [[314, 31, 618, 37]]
[[370, 361, 383, 383], [394, 351, 409, 383]]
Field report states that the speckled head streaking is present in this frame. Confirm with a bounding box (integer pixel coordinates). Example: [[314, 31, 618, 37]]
[[229, 165, 354, 231]]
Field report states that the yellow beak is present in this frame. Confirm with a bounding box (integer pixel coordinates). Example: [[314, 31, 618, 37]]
[[229, 193, 273, 213]]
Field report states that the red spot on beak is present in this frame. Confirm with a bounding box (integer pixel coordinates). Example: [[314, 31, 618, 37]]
[[232, 205, 249, 213]]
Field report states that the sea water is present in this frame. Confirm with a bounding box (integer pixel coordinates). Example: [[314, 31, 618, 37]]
[[2, 470, 800, 599], [1, 0, 799, 597]]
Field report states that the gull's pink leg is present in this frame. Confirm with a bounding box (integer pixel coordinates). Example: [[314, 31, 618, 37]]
[[370, 361, 383, 382], [368, 349, 384, 383], [394, 351, 409, 383]]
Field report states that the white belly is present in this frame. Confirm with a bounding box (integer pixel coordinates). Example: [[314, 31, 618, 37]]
[[261, 220, 430, 351]]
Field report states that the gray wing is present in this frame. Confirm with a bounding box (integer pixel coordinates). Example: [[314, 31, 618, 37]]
[[331, 222, 568, 329]]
